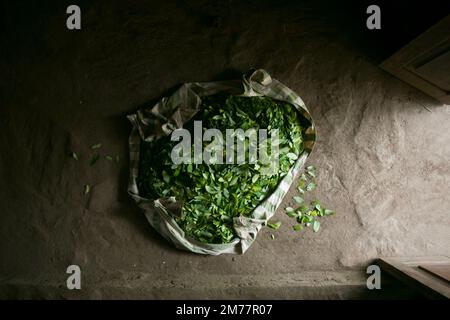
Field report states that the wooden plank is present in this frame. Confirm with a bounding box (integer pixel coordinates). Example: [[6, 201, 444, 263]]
[[378, 256, 450, 299], [380, 15, 450, 104], [419, 263, 450, 282], [412, 49, 450, 91]]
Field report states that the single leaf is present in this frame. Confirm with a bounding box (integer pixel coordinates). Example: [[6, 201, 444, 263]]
[[301, 215, 312, 223], [271, 234, 275, 240], [313, 220, 320, 232], [162, 170, 170, 183], [71, 152, 79, 161], [267, 221, 281, 230], [298, 179, 306, 188], [315, 203, 322, 211], [318, 207, 325, 216], [84, 184, 90, 195], [293, 224, 303, 231], [115, 155, 120, 163], [90, 143, 102, 149], [285, 207, 295, 213], [229, 176, 239, 186], [90, 154, 100, 166], [287, 211, 297, 218], [293, 196, 304, 204], [306, 166, 316, 177], [105, 155, 113, 161], [299, 204, 309, 213], [311, 200, 320, 207], [306, 181, 316, 191], [309, 210, 319, 217]]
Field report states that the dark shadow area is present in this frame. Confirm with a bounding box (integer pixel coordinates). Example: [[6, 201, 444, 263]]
[[337, 0, 450, 63]]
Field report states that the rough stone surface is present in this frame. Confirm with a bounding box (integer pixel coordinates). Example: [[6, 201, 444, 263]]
[[1, 1, 449, 299]]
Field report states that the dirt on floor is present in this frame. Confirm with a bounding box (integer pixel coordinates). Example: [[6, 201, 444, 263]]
[[1, 0, 449, 299]]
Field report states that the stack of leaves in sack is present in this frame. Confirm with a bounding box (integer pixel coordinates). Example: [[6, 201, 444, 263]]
[[137, 94, 306, 244]]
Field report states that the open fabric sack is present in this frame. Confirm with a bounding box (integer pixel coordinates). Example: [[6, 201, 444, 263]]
[[127, 69, 316, 255]]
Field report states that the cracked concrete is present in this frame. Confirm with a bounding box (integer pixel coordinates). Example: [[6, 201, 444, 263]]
[[0, 1, 449, 299]]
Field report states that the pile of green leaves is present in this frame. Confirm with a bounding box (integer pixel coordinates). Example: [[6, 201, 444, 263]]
[[138, 94, 307, 244]]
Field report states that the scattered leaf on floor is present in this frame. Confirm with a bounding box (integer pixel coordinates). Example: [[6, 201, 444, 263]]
[[313, 220, 320, 232], [267, 221, 281, 230], [293, 196, 304, 204], [90, 143, 102, 149], [306, 181, 316, 191], [90, 154, 100, 166]]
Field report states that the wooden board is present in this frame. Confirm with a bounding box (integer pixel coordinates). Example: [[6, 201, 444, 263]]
[[380, 15, 450, 104], [378, 256, 450, 299], [419, 263, 450, 282]]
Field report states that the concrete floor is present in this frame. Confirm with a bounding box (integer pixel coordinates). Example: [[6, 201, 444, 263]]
[[1, 1, 449, 299]]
